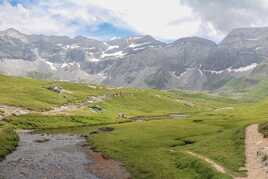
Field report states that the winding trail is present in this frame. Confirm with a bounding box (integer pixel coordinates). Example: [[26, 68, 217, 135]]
[[41, 96, 106, 115], [236, 124, 268, 179], [0, 95, 106, 120], [0, 105, 30, 120], [186, 151, 227, 174], [187, 124, 268, 179]]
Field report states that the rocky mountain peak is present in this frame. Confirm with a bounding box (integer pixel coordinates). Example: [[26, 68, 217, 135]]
[[220, 27, 268, 48], [1, 28, 23, 35], [0, 28, 28, 42], [1, 27, 268, 91], [172, 37, 217, 47], [127, 35, 154, 42]]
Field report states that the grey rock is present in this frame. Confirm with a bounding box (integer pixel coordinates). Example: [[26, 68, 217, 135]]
[[1, 27, 268, 91]]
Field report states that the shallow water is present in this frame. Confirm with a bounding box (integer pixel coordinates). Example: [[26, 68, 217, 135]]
[[0, 131, 98, 179]]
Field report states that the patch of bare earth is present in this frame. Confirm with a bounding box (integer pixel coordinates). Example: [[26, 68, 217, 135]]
[[0, 96, 106, 118], [40, 95, 106, 115], [236, 124, 268, 179], [86, 150, 131, 179], [0, 105, 30, 120]]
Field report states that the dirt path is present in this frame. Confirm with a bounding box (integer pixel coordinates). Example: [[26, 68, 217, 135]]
[[87, 150, 131, 179], [41, 103, 86, 115], [186, 151, 227, 174], [236, 124, 268, 179], [187, 125, 268, 179], [0, 95, 106, 119], [0, 131, 130, 179], [128, 113, 186, 121], [0, 105, 30, 120], [41, 95, 106, 115]]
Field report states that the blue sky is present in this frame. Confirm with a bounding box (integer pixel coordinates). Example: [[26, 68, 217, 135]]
[[0, 0, 268, 41], [9, 0, 34, 5], [0, 0, 138, 40], [83, 23, 137, 40]]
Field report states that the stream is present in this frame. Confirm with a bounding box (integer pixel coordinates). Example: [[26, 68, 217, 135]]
[[0, 131, 98, 179]]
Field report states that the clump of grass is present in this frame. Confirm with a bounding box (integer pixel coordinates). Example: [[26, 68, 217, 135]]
[[259, 122, 268, 138], [193, 119, 203, 123], [8, 114, 113, 129], [262, 154, 268, 162], [170, 139, 196, 148], [0, 123, 18, 160]]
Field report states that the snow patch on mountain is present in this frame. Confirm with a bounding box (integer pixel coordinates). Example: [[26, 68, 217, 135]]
[[173, 71, 187, 79], [230, 63, 258, 72], [97, 73, 107, 80], [246, 38, 259, 41], [203, 68, 224, 74], [106, 45, 119, 51], [45, 61, 57, 71], [61, 62, 80, 68], [133, 47, 146, 51], [86, 47, 96, 50], [87, 58, 100, 62], [129, 42, 151, 48], [203, 63, 258, 74], [101, 51, 126, 58], [63, 44, 80, 50], [198, 69, 204, 76], [256, 46, 264, 50]]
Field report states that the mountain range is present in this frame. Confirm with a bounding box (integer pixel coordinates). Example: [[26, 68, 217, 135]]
[[1, 27, 268, 91]]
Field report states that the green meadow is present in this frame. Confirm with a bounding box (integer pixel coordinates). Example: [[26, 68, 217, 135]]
[[1, 74, 268, 178]]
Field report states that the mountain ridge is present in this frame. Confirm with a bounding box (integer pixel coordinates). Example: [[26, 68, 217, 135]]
[[1, 27, 268, 91]]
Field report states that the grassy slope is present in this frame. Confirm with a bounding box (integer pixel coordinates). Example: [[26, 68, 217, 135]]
[[87, 100, 245, 178], [0, 122, 18, 160], [46, 90, 244, 178], [89, 120, 232, 179], [7, 88, 202, 129], [253, 96, 268, 137], [0, 74, 108, 110], [87, 87, 268, 178], [2, 74, 268, 178]]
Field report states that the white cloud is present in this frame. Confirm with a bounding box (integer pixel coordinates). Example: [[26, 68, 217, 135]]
[[0, 1, 78, 36], [84, 0, 204, 40], [40, 0, 124, 26], [0, 0, 227, 41], [181, 0, 268, 39]]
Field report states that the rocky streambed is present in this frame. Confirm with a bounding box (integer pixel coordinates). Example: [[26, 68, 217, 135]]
[[0, 131, 130, 179]]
